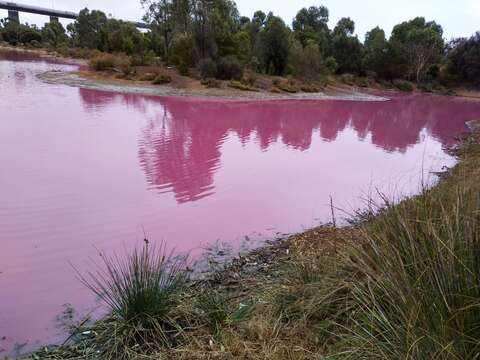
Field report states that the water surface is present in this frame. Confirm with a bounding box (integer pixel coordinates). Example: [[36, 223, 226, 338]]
[[1, 54, 480, 356]]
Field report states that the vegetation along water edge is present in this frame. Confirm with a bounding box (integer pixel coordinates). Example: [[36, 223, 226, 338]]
[[9, 121, 479, 359], [1, 2, 480, 100]]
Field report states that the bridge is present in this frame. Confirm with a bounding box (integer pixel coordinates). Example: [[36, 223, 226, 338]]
[[0, 1, 150, 29]]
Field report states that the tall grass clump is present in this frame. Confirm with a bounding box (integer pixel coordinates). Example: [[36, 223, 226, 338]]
[[319, 133, 480, 359], [79, 243, 188, 359]]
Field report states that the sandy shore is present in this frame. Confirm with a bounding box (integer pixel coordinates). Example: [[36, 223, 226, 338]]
[[37, 70, 390, 102]]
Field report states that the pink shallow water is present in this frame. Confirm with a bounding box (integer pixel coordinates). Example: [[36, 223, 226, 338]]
[[2, 55, 480, 356]]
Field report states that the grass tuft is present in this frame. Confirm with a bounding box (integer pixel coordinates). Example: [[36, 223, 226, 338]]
[[78, 243, 188, 358]]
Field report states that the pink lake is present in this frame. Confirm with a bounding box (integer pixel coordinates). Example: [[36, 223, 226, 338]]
[[1, 54, 480, 356]]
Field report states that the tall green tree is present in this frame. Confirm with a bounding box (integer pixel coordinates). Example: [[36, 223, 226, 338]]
[[100, 20, 145, 55], [41, 21, 68, 46], [292, 6, 331, 55], [67, 9, 108, 49], [332, 17, 363, 74], [141, 0, 175, 59], [362, 27, 389, 76], [256, 14, 291, 75], [447, 32, 480, 85], [390, 17, 444, 82]]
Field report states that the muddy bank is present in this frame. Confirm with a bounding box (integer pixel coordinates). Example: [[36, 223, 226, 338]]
[[37, 70, 389, 101]]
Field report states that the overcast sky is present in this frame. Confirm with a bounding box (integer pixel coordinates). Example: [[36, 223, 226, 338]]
[[3, 0, 479, 41]]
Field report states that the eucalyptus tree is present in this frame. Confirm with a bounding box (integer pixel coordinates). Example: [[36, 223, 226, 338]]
[[141, 0, 175, 59], [67, 8, 108, 49], [331, 17, 363, 74], [257, 14, 291, 75], [390, 17, 444, 82], [292, 5, 331, 55]]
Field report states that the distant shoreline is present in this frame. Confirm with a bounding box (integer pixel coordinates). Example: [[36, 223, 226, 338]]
[[37, 69, 389, 102], [3, 44, 480, 102]]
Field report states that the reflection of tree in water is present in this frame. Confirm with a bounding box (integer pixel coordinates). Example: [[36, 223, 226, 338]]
[[78, 88, 480, 204]]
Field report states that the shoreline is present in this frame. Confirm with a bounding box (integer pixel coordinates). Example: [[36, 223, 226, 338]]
[[24, 123, 480, 360], [37, 69, 390, 102], [2, 44, 480, 102]]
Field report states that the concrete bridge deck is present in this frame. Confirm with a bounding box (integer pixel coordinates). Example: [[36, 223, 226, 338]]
[[0, 1, 149, 29]]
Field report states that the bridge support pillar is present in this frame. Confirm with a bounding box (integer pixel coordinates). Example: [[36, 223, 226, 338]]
[[8, 10, 19, 23], [50, 16, 59, 23]]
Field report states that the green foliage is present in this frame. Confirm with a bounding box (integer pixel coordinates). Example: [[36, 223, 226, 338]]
[[215, 55, 243, 80], [390, 17, 444, 82], [394, 80, 414, 92], [18, 26, 42, 44], [292, 6, 330, 54], [41, 21, 68, 47], [196, 290, 254, 334], [324, 56, 338, 74], [152, 73, 172, 84], [169, 33, 194, 68], [362, 27, 389, 77], [0, 20, 42, 46], [332, 18, 363, 74], [257, 15, 291, 75], [78, 244, 188, 358], [290, 40, 325, 80], [447, 32, 480, 85], [198, 58, 217, 79], [232, 30, 251, 63], [274, 134, 480, 359], [100, 20, 146, 55], [67, 8, 108, 49]]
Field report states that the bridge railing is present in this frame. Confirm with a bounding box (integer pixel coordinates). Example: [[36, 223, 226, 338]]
[[0, 1, 149, 29]]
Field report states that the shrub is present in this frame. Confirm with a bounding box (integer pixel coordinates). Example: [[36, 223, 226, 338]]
[[116, 55, 132, 75], [340, 73, 356, 85], [18, 28, 42, 44], [198, 58, 217, 79], [324, 56, 338, 74], [201, 78, 221, 88], [276, 80, 299, 93], [394, 80, 414, 92], [89, 53, 117, 71], [152, 74, 172, 85], [418, 82, 434, 93], [177, 61, 189, 76], [169, 33, 194, 68], [215, 56, 243, 80], [228, 80, 258, 92], [89, 53, 131, 74], [78, 244, 188, 358], [355, 77, 370, 88], [139, 72, 157, 81], [300, 84, 320, 93], [290, 41, 325, 80]]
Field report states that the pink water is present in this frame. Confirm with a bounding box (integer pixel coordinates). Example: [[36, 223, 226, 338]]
[[1, 55, 480, 356]]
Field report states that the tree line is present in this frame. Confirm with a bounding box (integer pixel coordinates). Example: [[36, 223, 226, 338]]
[[0, 2, 479, 86]]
